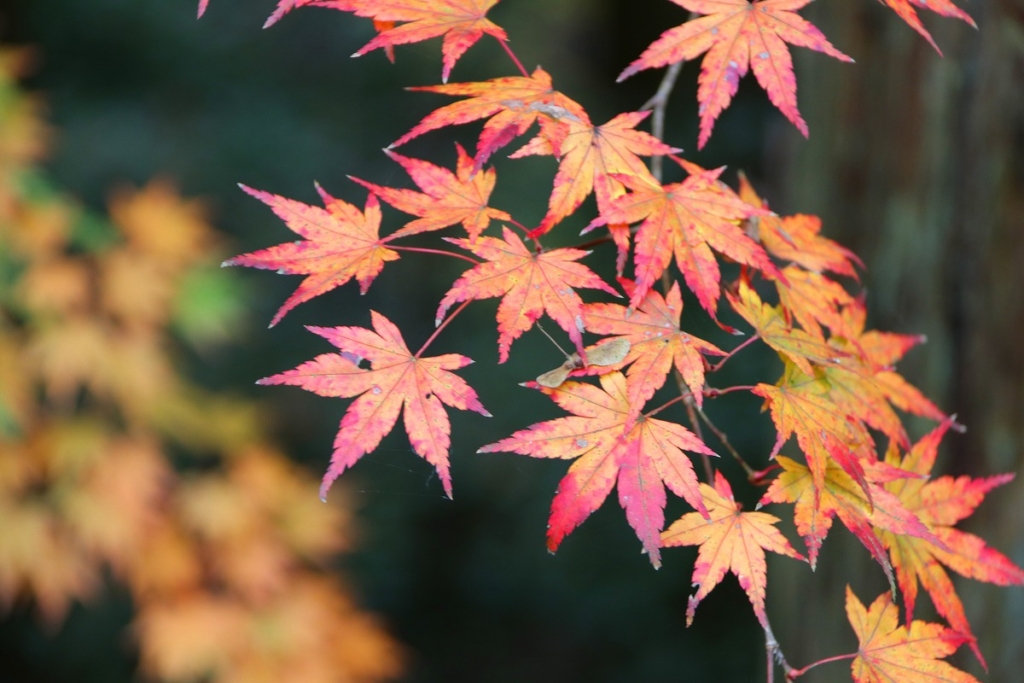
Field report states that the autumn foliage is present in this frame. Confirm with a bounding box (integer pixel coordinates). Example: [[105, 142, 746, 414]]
[[197, 0, 1023, 680], [3, 0, 1013, 678], [0, 52, 399, 683]]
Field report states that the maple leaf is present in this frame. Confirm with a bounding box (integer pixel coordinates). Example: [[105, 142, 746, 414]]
[[759, 456, 936, 576], [350, 145, 510, 242], [583, 280, 724, 421], [753, 360, 875, 502], [436, 226, 618, 362], [727, 278, 851, 376], [822, 301, 946, 447], [618, 0, 853, 148], [391, 68, 588, 169], [258, 311, 490, 499], [879, 0, 976, 55], [223, 184, 398, 327], [846, 587, 980, 683], [878, 422, 1024, 665], [775, 266, 854, 340], [533, 111, 679, 236], [479, 372, 715, 567], [346, 0, 508, 83], [592, 163, 777, 314], [662, 471, 804, 626], [738, 172, 860, 278]]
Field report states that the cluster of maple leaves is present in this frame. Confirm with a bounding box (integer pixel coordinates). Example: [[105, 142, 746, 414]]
[[0, 50, 400, 683], [203, 0, 1019, 680]]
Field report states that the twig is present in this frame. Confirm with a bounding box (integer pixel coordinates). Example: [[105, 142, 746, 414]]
[[416, 300, 472, 358], [762, 614, 796, 682], [709, 333, 760, 373], [694, 405, 757, 479], [642, 60, 684, 182], [389, 245, 481, 265], [496, 38, 529, 78]]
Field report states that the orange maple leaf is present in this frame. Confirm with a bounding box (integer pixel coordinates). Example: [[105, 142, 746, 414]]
[[479, 371, 715, 567], [846, 587, 980, 683], [879, 0, 976, 55], [759, 455, 936, 576], [878, 422, 1024, 665], [347, 0, 508, 82], [618, 0, 852, 148], [774, 266, 855, 341], [436, 226, 618, 362], [662, 471, 805, 626], [350, 145, 510, 242], [727, 279, 851, 376], [583, 280, 724, 420], [593, 162, 777, 314], [258, 311, 490, 499], [391, 68, 588, 169], [753, 361, 875, 503], [224, 184, 398, 327], [739, 174, 860, 278], [531, 111, 679, 236]]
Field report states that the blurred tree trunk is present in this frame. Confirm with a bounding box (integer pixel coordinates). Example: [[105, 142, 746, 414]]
[[766, 2, 1024, 680]]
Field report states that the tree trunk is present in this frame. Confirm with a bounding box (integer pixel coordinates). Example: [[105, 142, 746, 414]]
[[767, 2, 1024, 679]]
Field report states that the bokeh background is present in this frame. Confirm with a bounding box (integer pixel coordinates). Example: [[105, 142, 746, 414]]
[[1, 1, 1022, 682]]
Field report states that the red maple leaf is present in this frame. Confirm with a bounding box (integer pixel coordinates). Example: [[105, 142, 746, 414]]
[[531, 111, 679, 236], [479, 372, 715, 567], [618, 0, 853, 148], [258, 311, 490, 499], [878, 422, 1024, 665], [350, 145, 510, 242], [662, 471, 805, 626], [846, 587, 980, 683], [592, 163, 777, 315], [391, 68, 588, 170], [583, 280, 724, 422], [879, 0, 976, 55], [436, 227, 618, 362], [759, 455, 936, 576], [346, 0, 508, 82], [224, 184, 398, 327]]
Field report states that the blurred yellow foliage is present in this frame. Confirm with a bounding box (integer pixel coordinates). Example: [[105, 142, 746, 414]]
[[0, 48, 400, 683]]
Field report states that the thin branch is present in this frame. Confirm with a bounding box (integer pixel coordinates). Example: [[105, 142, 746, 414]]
[[641, 60, 684, 182], [703, 385, 756, 398], [709, 333, 760, 373], [390, 245, 481, 265], [694, 405, 756, 479], [762, 614, 796, 682], [785, 652, 857, 680], [416, 300, 472, 358], [504, 217, 544, 251], [497, 38, 530, 78]]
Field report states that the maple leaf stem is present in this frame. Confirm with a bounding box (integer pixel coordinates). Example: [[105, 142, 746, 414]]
[[390, 245, 482, 265], [534, 320, 571, 359], [495, 37, 529, 78], [784, 652, 856, 680], [703, 385, 756, 398], [417, 300, 473, 358], [645, 394, 686, 418], [695, 405, 757, 479], [710, 333, 761, 373], [641, 59, 684, 182], [504, 218, 544, 251]]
